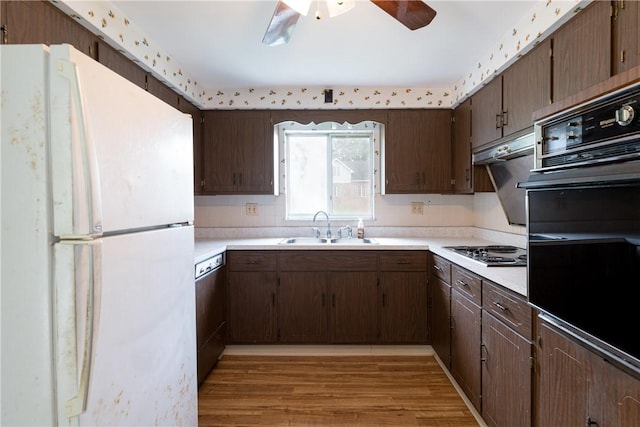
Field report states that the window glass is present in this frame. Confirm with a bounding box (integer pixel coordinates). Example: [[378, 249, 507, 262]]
[[280, 121, 379, 220]]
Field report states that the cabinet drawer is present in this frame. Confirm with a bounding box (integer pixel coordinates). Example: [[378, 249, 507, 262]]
[[431, 254, 452, 283], [483, 281, 532, 338], [452, 266, 482, 305], [279, 251, 377, 271], [379, 251, 427, 271], [227, 251, 277, 271]]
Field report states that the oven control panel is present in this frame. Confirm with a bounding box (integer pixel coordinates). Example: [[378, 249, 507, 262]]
[[536, 83, 640, 170]]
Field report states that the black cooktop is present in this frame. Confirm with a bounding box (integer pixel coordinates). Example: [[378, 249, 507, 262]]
[[444, 245, 527, 267]]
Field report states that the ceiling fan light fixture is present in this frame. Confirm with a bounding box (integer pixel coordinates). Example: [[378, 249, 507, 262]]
[[282, 0, 312, 16], [326, 0, 356, 17]]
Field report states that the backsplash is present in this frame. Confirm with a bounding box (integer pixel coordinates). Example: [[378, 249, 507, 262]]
[[194, 192, 525, 239]]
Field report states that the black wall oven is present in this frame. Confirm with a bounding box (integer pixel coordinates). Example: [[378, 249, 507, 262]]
[[522, 81, 640, 374]]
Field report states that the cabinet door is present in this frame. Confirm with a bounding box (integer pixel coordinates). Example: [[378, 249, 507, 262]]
[[202, 110, 273, 194], [0, 3, 4, 44], [385, 110, 451, 193], [422, 109, 452, 193], [471, 77, 503, 150], [452, 99, 472, 194], [613, 0, 640, 75], [451, 288, 482, 411], [502, 39, 551, 137], [379, 271, 428, 343], [552, 1, 611, 102], [385, 110, 424, 193], [601, 358, 640, 426], [227, 271, 277, 343], [202, 110, 237, 193], [236, 110, 273, 194], [329, 272, 378, 343], [431, 276, 451, 369], [481, 311, 532, 427], [97, 40, 147, 89], [278, 272, 328, 343], [536, 319, 592, 427], [195, 266, 226, 385], [4, 1, 97, 58], [147, 74, 180, 109]]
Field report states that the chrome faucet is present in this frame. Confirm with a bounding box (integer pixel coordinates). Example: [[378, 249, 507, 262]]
[[312, 210, 331, 239]]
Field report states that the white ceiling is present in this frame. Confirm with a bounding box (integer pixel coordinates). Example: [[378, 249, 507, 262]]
[[111, 0, 537, 91]]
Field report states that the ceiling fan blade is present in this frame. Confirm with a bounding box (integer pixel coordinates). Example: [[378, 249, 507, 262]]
[[263, 1, 301, 46], [370, 0, 437, 30]]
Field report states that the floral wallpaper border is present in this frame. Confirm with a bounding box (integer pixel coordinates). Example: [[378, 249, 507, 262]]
[[53, 0, 589, 110]]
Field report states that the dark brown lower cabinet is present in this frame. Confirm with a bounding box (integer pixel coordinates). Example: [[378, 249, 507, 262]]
[[430, 275, 451, 368], [227, 271, 277, 343], [537, 317, 640, 427], [195, 263, 226, 385], [228, 250, 427, 344], [481, 311, 531, 427], [379, 251, 429, 343], [600, 353, 640, 425], [329, 272, 378, 343], [379, 271, 429, 343], [277, 272, 328, 343], [451, 288, 482, 412]]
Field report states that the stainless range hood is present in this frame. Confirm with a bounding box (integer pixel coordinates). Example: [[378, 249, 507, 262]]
[[473, 129, 535, 226]]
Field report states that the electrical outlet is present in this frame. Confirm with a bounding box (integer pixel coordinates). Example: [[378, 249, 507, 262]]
[[411, 202, 424, 215], [245, 203, 258, 216]]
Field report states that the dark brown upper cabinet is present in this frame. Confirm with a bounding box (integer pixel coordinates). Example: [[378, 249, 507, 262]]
[[612, 0, 640, 75], [385, 109, 452, 194], [146, 74, 180, 110], [2, 0, 97, 58], [502, 39, 551, 135], [452, 99, 494, 193], [97, 40, 147, 89], [452, 99, 473, 194], [471, 39, 551, 150], [202, 110, 274, 195], [551, 0, 611, 102], [471, 77, 503, 150]]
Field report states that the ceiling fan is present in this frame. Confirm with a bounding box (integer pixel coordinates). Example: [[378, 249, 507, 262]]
[[263, 0, 437, 46]]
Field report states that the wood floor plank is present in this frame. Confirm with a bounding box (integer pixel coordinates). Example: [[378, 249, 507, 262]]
[[198, 355, 479, 426]]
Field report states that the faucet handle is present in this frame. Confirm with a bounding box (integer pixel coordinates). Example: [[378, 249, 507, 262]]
[[338, 225, 352, 239], [311, 227, 321, 238]]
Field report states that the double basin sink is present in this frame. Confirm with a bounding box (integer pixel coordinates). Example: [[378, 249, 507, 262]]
[[279, 237, 378, 245]]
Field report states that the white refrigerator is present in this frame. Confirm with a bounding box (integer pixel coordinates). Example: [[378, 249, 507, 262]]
[[1, 44, 198, 426]]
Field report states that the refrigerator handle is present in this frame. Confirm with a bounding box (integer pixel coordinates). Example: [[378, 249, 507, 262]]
[[56, 59, 104, 237], [58, 241, 101, 420]]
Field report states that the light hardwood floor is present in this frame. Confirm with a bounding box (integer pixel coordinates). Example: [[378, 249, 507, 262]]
[[198, 346, 480, 426]]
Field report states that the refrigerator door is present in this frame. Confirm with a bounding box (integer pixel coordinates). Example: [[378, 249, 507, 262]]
[[1, 45, 57, 426], [48, 44, 193, 238], [54, 226, 197, 426]]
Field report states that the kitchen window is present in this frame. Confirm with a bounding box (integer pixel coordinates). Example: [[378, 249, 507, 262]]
[[278, 121, 380, 220]]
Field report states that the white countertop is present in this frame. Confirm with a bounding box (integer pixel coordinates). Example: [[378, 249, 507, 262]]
[[194, 236, 527, 297]]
